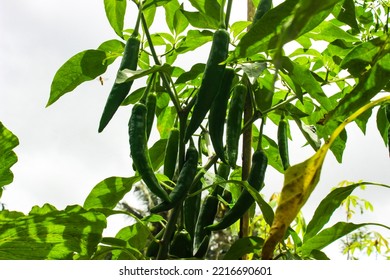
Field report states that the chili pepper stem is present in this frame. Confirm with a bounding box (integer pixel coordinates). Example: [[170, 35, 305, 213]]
[[157, 205, 181, 259], [140, 14, 182, 113]]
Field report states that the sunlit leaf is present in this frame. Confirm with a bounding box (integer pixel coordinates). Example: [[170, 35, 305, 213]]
[[0, 204, 106, 259], [0, 122, 19, 193], [163, 0, 180, 34], [143, 0, 171, 10], [176, 30, 213, 54], [157, 106, 176, 138], [103, 0, 126, 38], [180, 10, 219, 30], [188, 0, 221, 23], [48, 50, 109, 106], [83, 176, 140, 210], [307, 21, 358, 43]]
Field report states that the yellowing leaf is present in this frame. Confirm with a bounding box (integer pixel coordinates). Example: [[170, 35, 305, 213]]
[[262, 145, 328, 259], [262, 95, 390, 259]]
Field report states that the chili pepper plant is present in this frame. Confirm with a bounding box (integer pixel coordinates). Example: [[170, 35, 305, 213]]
[[1, 0, 390, 260]]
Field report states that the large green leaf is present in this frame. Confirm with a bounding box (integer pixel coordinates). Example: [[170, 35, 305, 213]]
[[0, 122, 19, 194], [0, 204, 106, 259], [304, 182, 390, 242], [48, 50, 108, 106], [83, 176, 140, 210], [104, 0, 127, 38], [301, 222, 390, 256], [228, 0, 342, 62]]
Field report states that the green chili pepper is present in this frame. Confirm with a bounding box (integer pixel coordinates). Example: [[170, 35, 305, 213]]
[[146, 228, 165, 258], [193, 163, 230, 257], [209, 68, 235, 163], [145, 92, 157, 141], [253, 0, 272, 24], [206, 150, 268, 231], [129, 103, 171, 202], [151, 143, 198, 213], [169, 228, 193, 258], [226, 84, 247, 168], [278, 116, 290, 171], [163, 127, 180, 181], [184, 29, 230, 142], [183, 179, 203, 240], [99, 35, 140, 132]]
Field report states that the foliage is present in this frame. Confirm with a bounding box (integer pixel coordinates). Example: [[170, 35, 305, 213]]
[[1, 0, 390, 259]]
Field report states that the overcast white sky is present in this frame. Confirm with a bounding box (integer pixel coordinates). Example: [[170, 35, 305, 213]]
[[1, 0, 389, 259]]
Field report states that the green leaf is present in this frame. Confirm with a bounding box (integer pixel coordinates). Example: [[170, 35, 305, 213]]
[[281, 56, 333, 111], [148, 138, 168, 171], [230, 21, 252, 39], [175, 63, 205, 85], [163, 0, 180, 34], [104, 0, 127, 38], [180, 10, 220, 30], [0, 204, 106, 259], [48, 50, 108, 106], [116, 222, 152, 252], [188, 0, 221, 23], [223, 237, 264, 260], [377, 105, 390, 148], [261, 135, 284, 173], [0, 122, 19, 192], [143, 0, 171, 10], [307, 21, 358, 43], [340, 36, 389, 77], [332, 0, 359, 31], [173, 7, 189, 35], [301, 222, 390, 256], [326, 44, 390, 128], [176, 30, 214, 54], [245, 183, 274, 227], [305, 182, 390, 241], [157, 106, 176, 138], [228, 0, 341, 62], [229, 0, 299, 61], [111, 222, 152, 260], [121, 86, 146, 106], [83, 176, 140, 210]]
